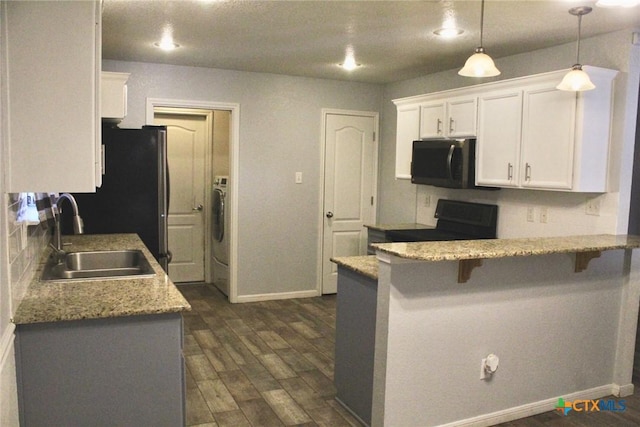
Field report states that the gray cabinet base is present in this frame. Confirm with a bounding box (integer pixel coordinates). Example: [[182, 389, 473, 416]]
[[334, 267, 377, 426], [15, 313, 185, 426]]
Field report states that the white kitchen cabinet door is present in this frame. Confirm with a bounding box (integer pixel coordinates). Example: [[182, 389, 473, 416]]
[[419, 102, 445, 139], [447, 97, 477, 138], [3, 0, 101, 192], [419, 98, 476, 139], [521, 85, 576, 190], [476, 90, 523, 187], [101, 72, 129, 123], [395, 103, 420, 179]]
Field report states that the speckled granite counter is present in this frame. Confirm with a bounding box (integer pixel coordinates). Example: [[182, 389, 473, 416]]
[[331, 255, 378, 280], [372, 234, 640, 262], [12, 234, 191, 324], [364, 223, 433, 232]]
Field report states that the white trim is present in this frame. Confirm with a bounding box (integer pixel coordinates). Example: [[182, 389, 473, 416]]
[[317, 108, 379, 295], [436, 384, 622, 427], [146, 98, 241, 303], [612, 382, 635, 397], [235, 289, 319, 303]]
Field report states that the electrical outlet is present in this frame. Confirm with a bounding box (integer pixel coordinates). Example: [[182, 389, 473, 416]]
[[526, 207, 534, 222], [539, 207, 548, 223], [586, 198, 600, 216], [424, 195, 431, 207]]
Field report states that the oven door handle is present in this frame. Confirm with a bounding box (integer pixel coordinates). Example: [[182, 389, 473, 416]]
[[446, 144, 455, 182]]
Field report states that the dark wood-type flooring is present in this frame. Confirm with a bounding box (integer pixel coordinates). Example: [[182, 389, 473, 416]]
[[179, 284, 640, 426]]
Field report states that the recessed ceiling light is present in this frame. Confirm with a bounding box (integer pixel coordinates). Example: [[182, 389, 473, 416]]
[[155, 28, 180, 51], [339, 48, 361, 71], [434, 27, 464, 38], [154, 40, 180, 51]]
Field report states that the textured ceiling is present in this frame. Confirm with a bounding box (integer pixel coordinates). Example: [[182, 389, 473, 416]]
[[102, 0, 640, 84]]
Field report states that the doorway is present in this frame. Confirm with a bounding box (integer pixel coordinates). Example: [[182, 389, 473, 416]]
[[151, 104, 234, 298], [320, 109, 378, 294]]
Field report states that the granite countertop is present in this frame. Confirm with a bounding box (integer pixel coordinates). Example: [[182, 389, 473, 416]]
[[12, 234, 191, 325], [331, 255, 378, 280], [372, 234, 640, 262], [364, 223, 434, 232]]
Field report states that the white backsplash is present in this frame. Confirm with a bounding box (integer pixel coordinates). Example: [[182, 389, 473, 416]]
[[415, 185, 618, 239], [6, 193, 49, 313]]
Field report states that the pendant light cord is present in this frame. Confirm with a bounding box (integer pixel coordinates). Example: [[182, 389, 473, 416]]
[[479, 0, 485, 47], [575, 14, 582, 65]]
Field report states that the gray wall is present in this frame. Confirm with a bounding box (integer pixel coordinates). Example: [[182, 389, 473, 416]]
[[103, 60, 384, 298], [379, 29, 640, 233]]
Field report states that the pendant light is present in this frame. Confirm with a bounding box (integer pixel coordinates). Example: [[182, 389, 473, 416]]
[[556, 6, 595, 92], [458, 0, 500, 77]]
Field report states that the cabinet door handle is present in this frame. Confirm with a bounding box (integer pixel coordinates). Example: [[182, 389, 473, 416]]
[[436, 119, 442, 134], [507, 163, 513, 180], [525, 163, 531, 181], [449, 117, 455, 134]]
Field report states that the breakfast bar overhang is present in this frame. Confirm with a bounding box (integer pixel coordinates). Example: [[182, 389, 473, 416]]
[[334, 235, 640, 426]]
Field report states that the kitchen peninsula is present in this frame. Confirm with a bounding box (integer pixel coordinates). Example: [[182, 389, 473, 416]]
[[12, 234, 190, 426], [332, 234, 640, 426]]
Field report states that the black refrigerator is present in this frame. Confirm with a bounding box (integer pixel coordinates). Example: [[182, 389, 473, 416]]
[[62, 125, 170, 272]]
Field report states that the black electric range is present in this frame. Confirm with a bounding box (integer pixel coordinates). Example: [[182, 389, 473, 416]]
[[385, 199, 498, 242]]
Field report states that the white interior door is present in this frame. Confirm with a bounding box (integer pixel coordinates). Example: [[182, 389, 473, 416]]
[[154, 111, 210, 283], [322, 112, 377, 294]]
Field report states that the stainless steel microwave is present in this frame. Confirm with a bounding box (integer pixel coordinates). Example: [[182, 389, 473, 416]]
[[411, 139, 482, 189]]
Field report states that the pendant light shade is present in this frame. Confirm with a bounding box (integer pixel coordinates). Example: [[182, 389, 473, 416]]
[[459, 47, 501, 77], [556, 65, 595, 91], [557, 6, 595, 92], [459, 0, 500, 77]]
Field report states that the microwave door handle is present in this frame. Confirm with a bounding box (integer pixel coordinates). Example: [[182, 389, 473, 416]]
[[446, 144, 455, 181]]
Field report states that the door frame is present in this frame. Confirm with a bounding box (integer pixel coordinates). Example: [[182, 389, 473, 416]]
[[317, 108, 379, 294], [146, 98, 240, 302]]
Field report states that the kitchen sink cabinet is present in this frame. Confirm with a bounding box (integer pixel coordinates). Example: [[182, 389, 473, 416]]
[[2, 0, 101, 192], [419, 97, 477, 139], [15, 313, 185, 426]]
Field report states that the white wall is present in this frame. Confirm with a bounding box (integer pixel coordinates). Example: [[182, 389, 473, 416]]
[[103, 60, 384, 298], [380, 29, 640, 238]]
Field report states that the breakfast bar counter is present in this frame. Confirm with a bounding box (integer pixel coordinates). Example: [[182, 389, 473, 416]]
[[333, 234, 640, 427]]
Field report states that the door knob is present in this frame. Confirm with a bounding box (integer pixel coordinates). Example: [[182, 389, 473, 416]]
[[193, 204, 203, 211], [326, 211, 334, 218]]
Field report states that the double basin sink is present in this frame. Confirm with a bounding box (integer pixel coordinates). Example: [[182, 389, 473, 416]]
[[41, 249, 156, 281]]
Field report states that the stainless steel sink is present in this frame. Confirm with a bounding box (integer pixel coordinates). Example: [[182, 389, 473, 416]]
[[41, 250, 156, 281]]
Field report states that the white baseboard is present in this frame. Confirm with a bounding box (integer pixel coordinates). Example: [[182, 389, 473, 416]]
[[438, 384, 623, 427], [235, 289, 319, 303], [612, 382, 635, 397]]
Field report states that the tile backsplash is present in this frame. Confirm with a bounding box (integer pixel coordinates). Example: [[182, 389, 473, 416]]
[[7, 193, 50, 313]]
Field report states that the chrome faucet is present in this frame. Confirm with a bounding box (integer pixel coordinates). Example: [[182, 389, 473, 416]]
[[51, 193, 84, 259]]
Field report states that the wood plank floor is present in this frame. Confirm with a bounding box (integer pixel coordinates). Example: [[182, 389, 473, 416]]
[[178, 284, 640, 426]]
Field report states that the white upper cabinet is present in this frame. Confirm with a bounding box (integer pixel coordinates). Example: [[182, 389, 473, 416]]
[[395, 104, 420, 179], [419, 97, 476, 139], [475, 67, 617, 192], [520, 84, 577, 190], [3, 0, 101, 192], [476, 89, 523, 187], [101, 72, 130, 123], [395, 66, 617, 192]]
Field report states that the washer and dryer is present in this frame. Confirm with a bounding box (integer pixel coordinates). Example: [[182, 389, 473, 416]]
[[212, 176, 230, 296]]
